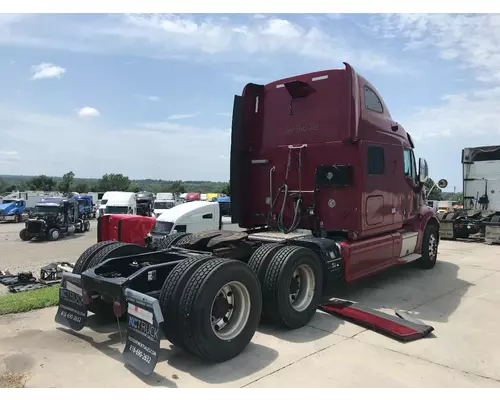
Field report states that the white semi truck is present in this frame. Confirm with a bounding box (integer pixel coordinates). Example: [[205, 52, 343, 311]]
[[440, 145, 500, 243]]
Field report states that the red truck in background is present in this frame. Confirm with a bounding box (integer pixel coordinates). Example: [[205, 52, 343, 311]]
[[57, 62, 441, 370], [185, 192, 201, 202]]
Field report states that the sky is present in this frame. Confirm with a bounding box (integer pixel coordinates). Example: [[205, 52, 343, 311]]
[[0, 13, 499, 189]]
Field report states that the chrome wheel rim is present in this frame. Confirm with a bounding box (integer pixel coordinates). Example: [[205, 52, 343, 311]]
[[52, 230, 59, 239], [289, 264, 315, 312], [210, 281, 251, 341]]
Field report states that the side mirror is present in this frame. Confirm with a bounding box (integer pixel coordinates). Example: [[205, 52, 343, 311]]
[[438, 179, 448, 189], [418, 158, 429, 183]]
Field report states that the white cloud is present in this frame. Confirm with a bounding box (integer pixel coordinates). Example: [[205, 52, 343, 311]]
[[167, 113, 198, 120], [77, 107, 100, 117], [0, 105, 230, 180], [30, 62, 66, 80], [228, 74, 268, 83], [136, 94, 161, 101], [364, 14, 500, 142], [0, 14, 402, 74], [0, 150, 20, 164], [369, 14, 500, 83]]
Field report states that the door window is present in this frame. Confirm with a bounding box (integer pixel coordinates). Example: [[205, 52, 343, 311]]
[[404, 149, 416, 181]]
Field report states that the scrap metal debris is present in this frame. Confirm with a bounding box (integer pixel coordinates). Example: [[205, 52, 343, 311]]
[[0, 262, 74, 293]]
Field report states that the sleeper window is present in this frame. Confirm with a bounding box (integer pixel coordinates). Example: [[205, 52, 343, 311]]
[[367, 146, 385, 175], [364, 86, 384, 113]]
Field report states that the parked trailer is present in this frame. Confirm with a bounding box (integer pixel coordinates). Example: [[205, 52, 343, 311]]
[[439, 146, 500, 242], [56, 63, 442, 375]]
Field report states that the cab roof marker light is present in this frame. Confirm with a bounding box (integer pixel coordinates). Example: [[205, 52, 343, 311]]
[[312, 75, 328, 82], [276, 84, 285, 88]]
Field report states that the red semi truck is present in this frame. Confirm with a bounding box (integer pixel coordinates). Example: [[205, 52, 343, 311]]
[[56, 62, 440, 375]]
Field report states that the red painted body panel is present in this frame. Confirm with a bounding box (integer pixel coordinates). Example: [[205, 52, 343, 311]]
[[99, 214, 156, 247], [185, 193, 201, 202]]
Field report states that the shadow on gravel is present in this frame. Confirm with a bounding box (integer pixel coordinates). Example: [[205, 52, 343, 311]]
[[25, 233, 89, 244], [60, 312, 279, 386], [58, 327, 178, 388]]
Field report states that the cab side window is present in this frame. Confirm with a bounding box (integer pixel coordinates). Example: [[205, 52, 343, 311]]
[[404, 149, 417, 181]]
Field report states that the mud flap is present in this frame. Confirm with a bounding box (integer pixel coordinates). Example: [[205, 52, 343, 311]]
[[485, 223, 500, 244], [439, 219, 454, 240], [122, 288, 164, 376], [55, 273, 88, 331], [318, 298, 434, 342]]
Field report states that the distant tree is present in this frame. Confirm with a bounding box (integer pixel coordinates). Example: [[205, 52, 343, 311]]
[[424, 178, 442, 200], [98, 173, 131, 191], [26, 175, 57, 191], [168, 180, 186, 194], [127, 184, 142, 193], [58, 171, 75, 194], [5, 184, 18, 193], [74, 182, 89, 193], [221, 181, 230, 196], [451, 192, 464, 205]]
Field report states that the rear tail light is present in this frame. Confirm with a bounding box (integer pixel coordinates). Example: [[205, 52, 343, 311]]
[[113, 300, 123, 317], [82, 289, 90, 305], [459, 224, 463, 229]]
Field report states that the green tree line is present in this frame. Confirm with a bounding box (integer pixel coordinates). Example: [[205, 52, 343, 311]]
[[0, 172, 231, 196]]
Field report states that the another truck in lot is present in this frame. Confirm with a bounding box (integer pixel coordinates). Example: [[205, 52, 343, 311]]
[[99, 191, 137, 217], [136, 191, 155, 217], [0, 198, 27, 223], [73, 195, 95, 219], [56, 62, 442, 374], [20, 197, 90, 241], [439, 145, 500, 243], [153, 192, 180, 217]]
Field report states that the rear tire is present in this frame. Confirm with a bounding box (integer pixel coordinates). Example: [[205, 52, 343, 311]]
[[417, 224, 438, 270], [262, 246, 323, 329], [156, 232, 191, 250], [14, 214, 20, 223], [19, 228, 30, 241], [72, 241, 117, 274], [159, 255, 215, 347], [175, 233, 193, 247], [177, 258, 262, 362], [248, 243, 286, 286], [84, 221, 90, 232], [85, 242, 148, 316]]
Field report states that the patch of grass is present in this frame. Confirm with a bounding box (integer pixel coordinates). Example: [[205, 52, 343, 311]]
[[0, 285, 59, 316]]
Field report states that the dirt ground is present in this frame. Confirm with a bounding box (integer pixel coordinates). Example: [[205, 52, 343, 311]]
[[0, 236, 499, 387]]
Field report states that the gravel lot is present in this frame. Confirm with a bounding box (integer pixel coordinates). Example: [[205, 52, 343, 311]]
[[0, 220, 98, 295]]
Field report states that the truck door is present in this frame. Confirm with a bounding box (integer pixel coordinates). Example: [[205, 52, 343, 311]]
[[402, 147, 419, 222]]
